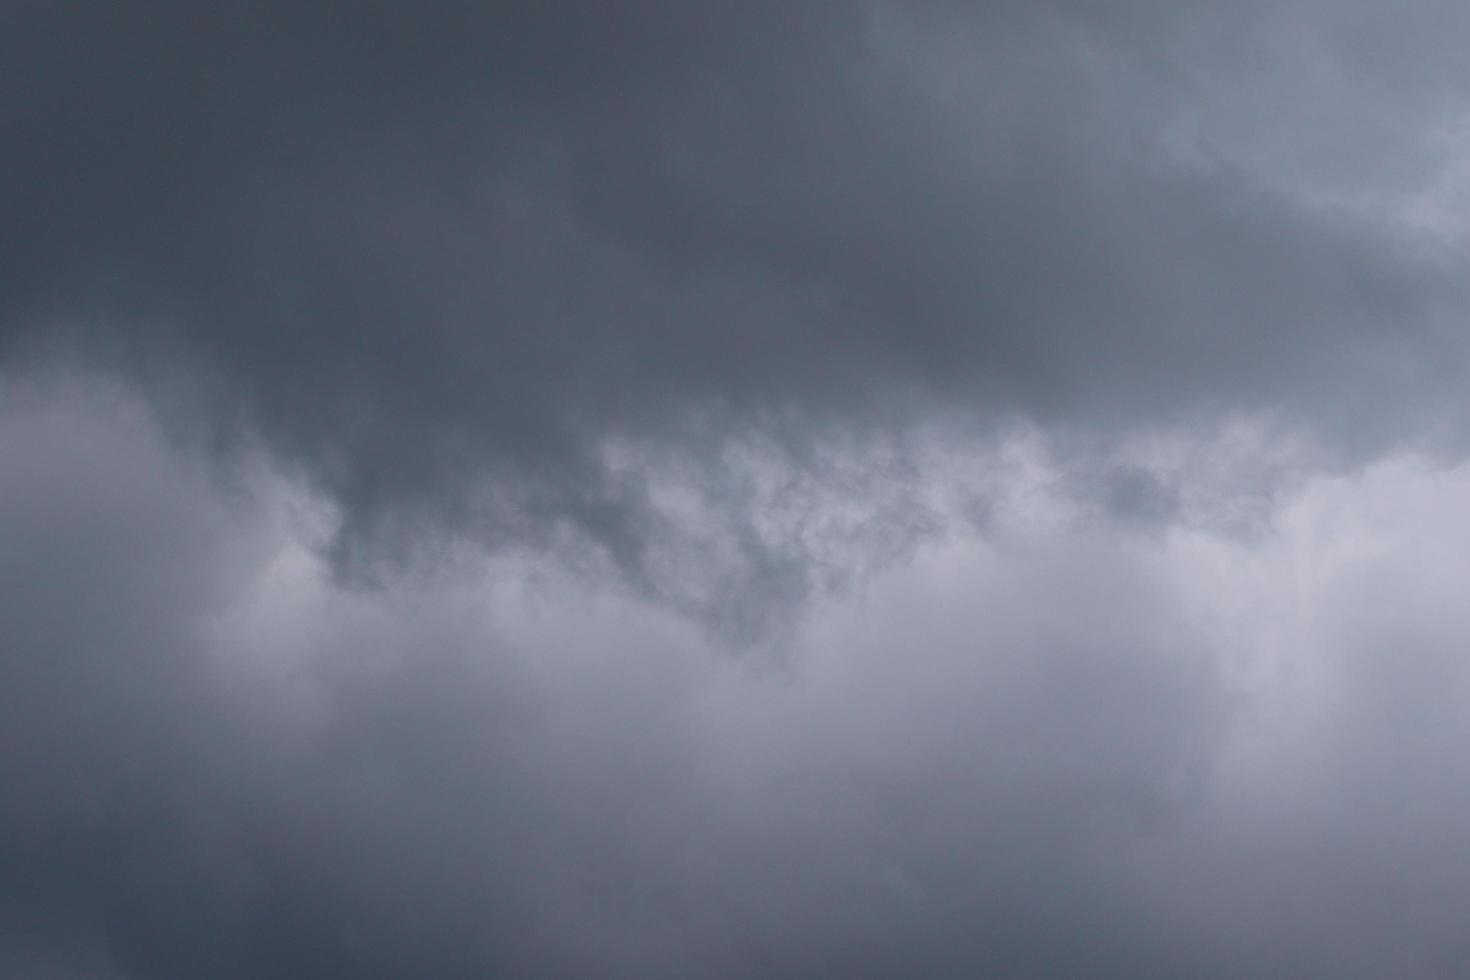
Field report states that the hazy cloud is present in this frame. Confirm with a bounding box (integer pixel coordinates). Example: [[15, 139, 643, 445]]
[[5, 388, 1470, 975]]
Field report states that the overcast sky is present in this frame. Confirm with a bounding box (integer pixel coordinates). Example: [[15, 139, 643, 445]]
[[7, 3, 1470, 976]]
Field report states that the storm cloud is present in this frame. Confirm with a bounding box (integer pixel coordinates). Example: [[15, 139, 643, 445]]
[[8, 1, 1470, 580], [6, 2, 1470, 977]]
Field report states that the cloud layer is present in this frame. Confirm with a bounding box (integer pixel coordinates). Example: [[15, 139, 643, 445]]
[[5, 388, 1470, 977], [7, 4, 1470, 976], [7, 2, 1470, 586]]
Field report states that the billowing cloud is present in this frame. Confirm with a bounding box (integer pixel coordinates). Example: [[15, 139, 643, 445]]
[[5, 386, 1470, 976]]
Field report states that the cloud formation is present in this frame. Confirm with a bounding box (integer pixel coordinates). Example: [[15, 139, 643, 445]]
[[6, 388, 1470, 976], [7, 4, 1470, 976], [7, 2, 1470, 589]]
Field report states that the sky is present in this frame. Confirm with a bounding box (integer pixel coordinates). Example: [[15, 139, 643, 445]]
[[6, 2, 1470, 976]]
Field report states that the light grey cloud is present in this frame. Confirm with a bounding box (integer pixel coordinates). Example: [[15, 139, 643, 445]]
[[6, 385, 1470, 976]]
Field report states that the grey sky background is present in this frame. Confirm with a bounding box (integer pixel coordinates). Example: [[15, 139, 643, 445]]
[[6, 3, 1470, 976]]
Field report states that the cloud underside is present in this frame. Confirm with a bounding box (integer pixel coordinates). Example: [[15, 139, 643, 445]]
[[7, 2, 1470, 586], [7, 3, 1470, 976]]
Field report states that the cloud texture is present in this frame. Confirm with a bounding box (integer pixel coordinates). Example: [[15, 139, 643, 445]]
[[7, 384, 1470, 977], [6, 2, 1470, 976], [8, 2, 1470, 574]]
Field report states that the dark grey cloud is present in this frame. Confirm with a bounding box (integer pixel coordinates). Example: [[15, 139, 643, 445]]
[[9, 6, 1470, 976], [6, 1, 1470, 599]]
